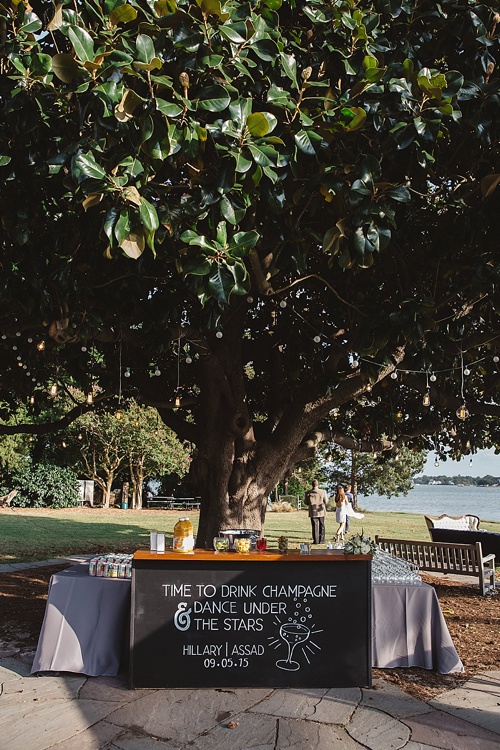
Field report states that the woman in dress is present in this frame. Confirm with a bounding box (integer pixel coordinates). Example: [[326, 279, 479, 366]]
[[334, 485, 348, 541]]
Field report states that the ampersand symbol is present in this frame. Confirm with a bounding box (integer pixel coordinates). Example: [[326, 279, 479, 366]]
[[174, 602, 192, 631]]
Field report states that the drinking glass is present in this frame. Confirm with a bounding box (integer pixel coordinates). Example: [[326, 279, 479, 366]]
[[213, 536, 229, 553], [256, 537, 267, 551]]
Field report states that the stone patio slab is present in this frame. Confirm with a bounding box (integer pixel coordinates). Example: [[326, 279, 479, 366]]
[[249, 686, 360, 724], [79, 674, 144, 703], [106, 688, 273, 745], [276, 716, 366, 749], [0, 698, 123, 750], [361, 678, 434, 718], [47, 719, 124, 750], [347, 705, 410, 750], [0, 673, 86, 703], [429, 671, 500, 736], [403, 708, 500, 750]]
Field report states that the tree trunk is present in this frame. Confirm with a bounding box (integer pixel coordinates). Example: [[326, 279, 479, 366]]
[[350, 450, 359, 510]]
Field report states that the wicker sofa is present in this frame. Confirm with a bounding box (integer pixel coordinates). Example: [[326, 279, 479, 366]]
[[425, 514, 500, 560]]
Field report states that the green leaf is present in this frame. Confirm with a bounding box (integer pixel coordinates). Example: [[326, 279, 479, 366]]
[[0, 156, 11, 167], [19, 12, 42, 34], [197, 85, 230, 113], [74, 152, 107, 181], [216, 221, 228, 247], [219, 24, 247, 43], [251, 39, 279, 62], [109, 4, 138, 26], [248, 143, 277, 167], [51, 54, 82, 83], [136, 34, 156, 63], [220, 196, 246, 225], [182, 255, 212, 276], [231, 230, 259, 255], [156, 98, 183, 117], [343, 107, 367, 132], [114, 209, 131, 244], [139, 198, 159, 232], [68, 26, 95, 62], [280, 52, 298, 89], [154, 0, 177, 17], [294, 129, 316, 156], [246, 112, 270, 137]]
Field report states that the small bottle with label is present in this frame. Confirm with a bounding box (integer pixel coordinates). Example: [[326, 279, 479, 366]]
[[173, 517, 194, 553]]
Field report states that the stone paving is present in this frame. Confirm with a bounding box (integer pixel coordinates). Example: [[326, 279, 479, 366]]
[[1, 558, 499, 749], [0, 656, 499, 750]]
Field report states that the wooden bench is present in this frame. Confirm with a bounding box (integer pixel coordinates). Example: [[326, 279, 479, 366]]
[[146, 497, 201, 510], [375, 536, 496, 596]]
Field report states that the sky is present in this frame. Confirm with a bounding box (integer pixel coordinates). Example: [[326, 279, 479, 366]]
[[420, 447, 500, 477]]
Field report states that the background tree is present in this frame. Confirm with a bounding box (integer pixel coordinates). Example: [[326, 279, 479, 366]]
[[323, 445, 426, 503], [1, 1, 500, 545]]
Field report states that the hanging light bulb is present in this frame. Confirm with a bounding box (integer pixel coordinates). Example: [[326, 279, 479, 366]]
[[86, 391, 94, 405], [279, 300, 287, 308], [77, 433, 83, 440], [391, 371, 398, 379], [430, 373, 437, 382], [351, 359, 359, 368], [463, 367, 470, 376], [174, 394, 181, 408], [456, 404, 469, 420], [36, 340, 45, 351], [493, 355, 499, 363], [215, 331, 223, 339], [61, 440, 67, 448], [313, 335, 321, 343], [434, 458, 440, 467], [423, 390, 431, 407], [116, 410, 123, 420], [247, 296, 254, 304], [469, 458, 473, 467], [49, 381, 58, 397], [154, 367, 161, 376], [366, 383, 372, 392], [29, 395, 35, 405], [124, 368, 131, 377], [185, 356, 193, 364]]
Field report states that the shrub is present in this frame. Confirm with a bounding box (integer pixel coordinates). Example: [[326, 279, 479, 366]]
[[10, 462, 80, 508], [270, 501, 294, 513]]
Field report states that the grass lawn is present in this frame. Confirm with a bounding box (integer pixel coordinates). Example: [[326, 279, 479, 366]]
[[1, 506, 499, 564]]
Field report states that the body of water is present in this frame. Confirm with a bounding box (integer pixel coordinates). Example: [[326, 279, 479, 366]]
[[359, 483, 500, 522]]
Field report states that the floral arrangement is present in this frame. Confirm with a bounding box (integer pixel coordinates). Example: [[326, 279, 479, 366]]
[[343, 532, 377, 556]]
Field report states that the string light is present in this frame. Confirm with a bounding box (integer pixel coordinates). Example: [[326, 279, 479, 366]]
[[215, 331, 223, 338], [456, 351, 469, 420], [434, 458, 440, 467], [61, 440, 67, 448], [77, 433, 83, 440], [36, 340, 45, 351], [423, 371, 431, 407], [49, 381, 58, 397], [86, 391, 94, 405], [313, 335, 321, 343], [29, 395, 35, 405], [116, 410, 123, 420], [154, 367, 161, 376], [124, 367, 131, 377], [174, 394, 181, 408], [390, 371, 398, 379], [430, 373, 437, 382], [185, 356, 193, 364]]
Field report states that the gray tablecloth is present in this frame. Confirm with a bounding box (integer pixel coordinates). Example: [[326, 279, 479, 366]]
[[372, 582, 464, 674], [31, 567, 463, 677], [31, 563, 130, 677]]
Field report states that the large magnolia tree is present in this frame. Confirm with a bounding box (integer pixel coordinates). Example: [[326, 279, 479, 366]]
[[1, 0, 500, 545]]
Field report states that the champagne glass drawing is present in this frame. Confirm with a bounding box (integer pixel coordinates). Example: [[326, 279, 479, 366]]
[[276, 622, 311, 671]]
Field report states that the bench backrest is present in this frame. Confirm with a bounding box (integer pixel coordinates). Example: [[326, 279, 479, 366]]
[[375, 536, 483, 574], [424, 514, 480, 531]]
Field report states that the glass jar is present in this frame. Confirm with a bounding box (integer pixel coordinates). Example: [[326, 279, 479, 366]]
[[173, 517, 194, 553]]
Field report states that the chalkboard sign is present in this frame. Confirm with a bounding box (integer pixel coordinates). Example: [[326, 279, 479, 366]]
[[130, 555, 371, 689]]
